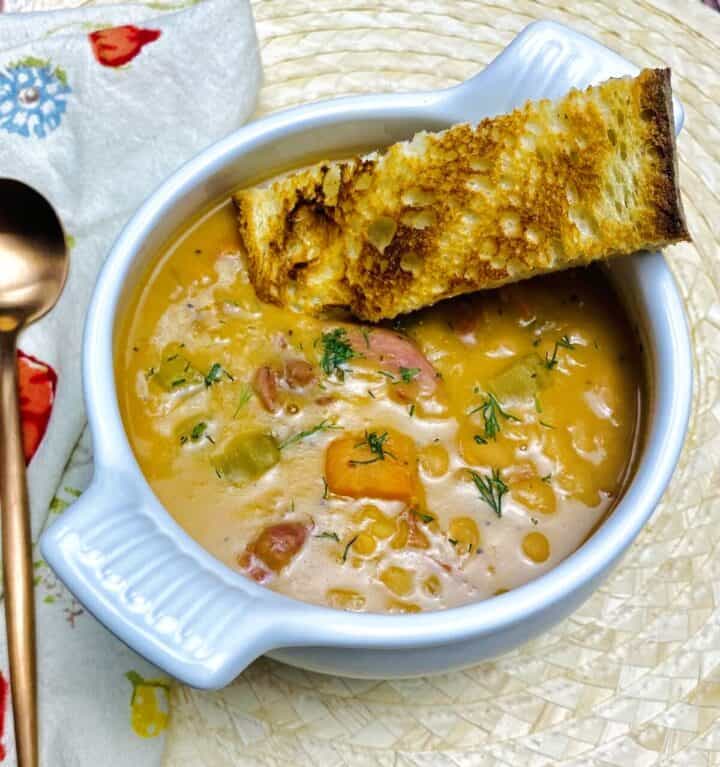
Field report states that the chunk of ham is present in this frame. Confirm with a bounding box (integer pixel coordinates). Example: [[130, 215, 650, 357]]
[[252, 365, 280, 412], [345, 327, 439, 394], [253, 522, 308, 570], [253, 358, 317, 412], [238, 552, 272, 583], [238, 521, 308, 581], [284, 358, 316, 388]]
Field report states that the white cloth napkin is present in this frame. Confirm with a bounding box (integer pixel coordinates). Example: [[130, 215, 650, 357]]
[[0, 0, 261, 762]]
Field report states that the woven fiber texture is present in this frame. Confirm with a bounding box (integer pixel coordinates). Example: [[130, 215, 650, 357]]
[[163, 1, 720, 765]]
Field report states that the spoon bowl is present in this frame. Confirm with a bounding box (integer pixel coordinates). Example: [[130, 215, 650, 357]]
[[0, 178, 67, 767], [0, 180, 68, 330]]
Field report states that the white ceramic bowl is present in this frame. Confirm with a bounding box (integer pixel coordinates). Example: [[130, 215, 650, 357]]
[[40, 20, 692, 688]]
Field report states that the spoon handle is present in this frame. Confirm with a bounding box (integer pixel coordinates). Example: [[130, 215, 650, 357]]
[[0, 335, 38, 767]]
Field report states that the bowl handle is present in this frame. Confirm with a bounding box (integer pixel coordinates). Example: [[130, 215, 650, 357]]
[[437, 20, 684, 134], [39, 474, 282, 689]]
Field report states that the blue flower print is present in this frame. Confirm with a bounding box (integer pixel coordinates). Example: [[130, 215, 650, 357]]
[[0, 58, 71, 139]]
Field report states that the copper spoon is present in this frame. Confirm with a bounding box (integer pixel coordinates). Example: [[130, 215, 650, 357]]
[[0, 179, 68, 767]]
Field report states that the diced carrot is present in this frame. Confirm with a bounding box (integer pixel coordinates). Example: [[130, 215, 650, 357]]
[[325, 429, 418, 501]]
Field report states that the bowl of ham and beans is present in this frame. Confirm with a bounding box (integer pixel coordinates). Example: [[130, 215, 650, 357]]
[[40, 23, 691, 686]]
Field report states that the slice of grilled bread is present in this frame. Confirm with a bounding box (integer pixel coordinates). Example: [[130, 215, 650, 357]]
[[234, 68, 689, 321]]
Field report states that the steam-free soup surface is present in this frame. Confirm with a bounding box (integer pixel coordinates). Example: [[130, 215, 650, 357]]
[[117, 201, 641, 613]]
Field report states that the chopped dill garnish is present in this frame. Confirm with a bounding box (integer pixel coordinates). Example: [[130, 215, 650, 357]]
[[541, 474, 552, 483], [408, 404, 415, 417], [213, 465, 222, 479], [145, 366, 156, 379], [399, 366, 420, 383], [341, 535, 358, 563], [279, 419, 339, 449], [349, 431, 395, 465], [469, 393, 520, 441], [474, 434, 488, 445], [544, 347, 557, 369], [315, 531, 340, 542], [233, 385, 253, 417], [545, 335, 576, 370], [534, 395, 542, 413], [377, 367, 420, 385], [190, 422, 207, 441], [448, 538, 459, 546], [411, 509, 435, 524], [539, 420, 555, 429], [319, 328, 356, 379], [368, 389, 376, 399], [469, 468, 508, 517], [322, 477, 329, 500], [171, 378, 186, 388]]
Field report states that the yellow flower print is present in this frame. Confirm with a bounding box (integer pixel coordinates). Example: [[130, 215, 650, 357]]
[[125, 670, 169, 738]]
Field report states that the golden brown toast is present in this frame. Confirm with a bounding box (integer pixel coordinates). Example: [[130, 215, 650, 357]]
[[234, 68, 689, 321]]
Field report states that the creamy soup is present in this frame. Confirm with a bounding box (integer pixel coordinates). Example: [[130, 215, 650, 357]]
[[117, 200, 642, 613]]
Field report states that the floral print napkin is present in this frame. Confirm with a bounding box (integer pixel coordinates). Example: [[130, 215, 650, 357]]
[[0, 0, 260, 762]]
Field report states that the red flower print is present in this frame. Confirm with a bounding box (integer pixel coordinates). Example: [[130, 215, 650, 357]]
[[89, 25, 161, 68], [17, 350, 57, 463]]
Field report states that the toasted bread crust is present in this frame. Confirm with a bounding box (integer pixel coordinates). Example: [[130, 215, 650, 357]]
[[637, 69, 689, 243], [234, 68, 690, 321]]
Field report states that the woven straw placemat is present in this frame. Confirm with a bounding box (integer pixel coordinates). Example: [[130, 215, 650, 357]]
[[163, 2, 720, 765]]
